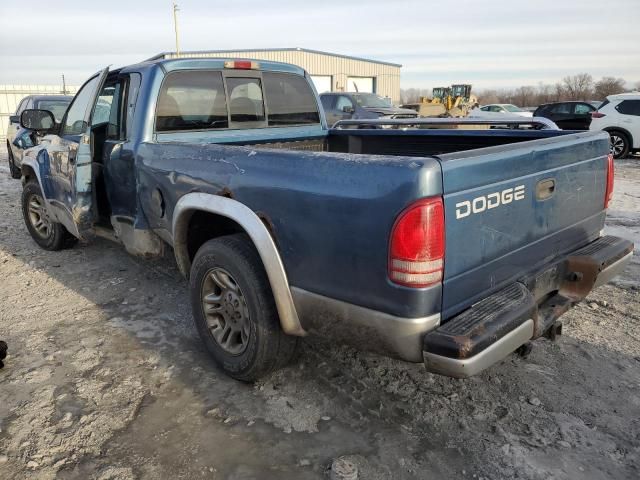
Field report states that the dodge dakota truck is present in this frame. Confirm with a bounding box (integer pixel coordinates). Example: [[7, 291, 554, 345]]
[[17, 57, 633, 381]]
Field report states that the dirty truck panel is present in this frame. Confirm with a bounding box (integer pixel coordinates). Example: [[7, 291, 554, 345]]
[[17, 57, 633, 381]]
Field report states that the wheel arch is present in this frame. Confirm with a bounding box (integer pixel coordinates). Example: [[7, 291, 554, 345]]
[[172, 192, 305, 336], [603, 126, 634, 147]]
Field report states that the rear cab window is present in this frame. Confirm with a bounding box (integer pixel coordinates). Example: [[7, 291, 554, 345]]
[[226, 76, 265, 126], [156, 71, 228, 132], [263, 72, 320, 126], [155, 68, 320, 133]]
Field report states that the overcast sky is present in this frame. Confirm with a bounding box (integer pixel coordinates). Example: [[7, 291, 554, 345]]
[[1, 0, 638, 90]]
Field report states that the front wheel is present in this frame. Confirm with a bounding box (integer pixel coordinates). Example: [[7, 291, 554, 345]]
[[21, 181, 78, 250], [189, 234, 298, 382], [609, 131, 630, 159]]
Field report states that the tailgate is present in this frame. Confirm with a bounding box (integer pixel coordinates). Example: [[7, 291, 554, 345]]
[[439, 131, 610, 319]]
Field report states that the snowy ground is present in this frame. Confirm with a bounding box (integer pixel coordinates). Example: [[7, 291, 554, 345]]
[[0, 151, 639, 480]]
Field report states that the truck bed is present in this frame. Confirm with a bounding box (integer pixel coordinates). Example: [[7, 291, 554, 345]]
[[326, 127, 572, 157]]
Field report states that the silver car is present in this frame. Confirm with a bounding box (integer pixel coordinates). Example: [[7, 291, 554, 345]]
[[6, 95, 73, 178]]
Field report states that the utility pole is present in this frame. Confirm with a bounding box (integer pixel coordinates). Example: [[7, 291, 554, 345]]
[[62, 74, 67, 94], [173, 2, 180, 57]]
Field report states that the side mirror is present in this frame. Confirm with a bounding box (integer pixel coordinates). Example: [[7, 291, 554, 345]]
[[20, 109, 56, 133], [342, 106, 354, 114], [9, 115, 19, 123]]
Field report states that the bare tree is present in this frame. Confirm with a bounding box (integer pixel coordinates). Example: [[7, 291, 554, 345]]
[[400, 88, 431, 104], [562, 73, 593, 100], [405, 73, 634, 108], [594, 77, 626, 99], [514, 86, 536, 107], [553, 83, 565, 102], [534, 83, 555, 105], [478, 89, 499, 104]]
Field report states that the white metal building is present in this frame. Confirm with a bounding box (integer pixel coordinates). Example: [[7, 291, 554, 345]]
[[148, 48, 402, 104]]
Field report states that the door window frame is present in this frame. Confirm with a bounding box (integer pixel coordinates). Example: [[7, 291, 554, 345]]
[[59, 73, 102, 138]]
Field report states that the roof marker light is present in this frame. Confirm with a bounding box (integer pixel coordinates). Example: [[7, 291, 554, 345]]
[[224, 60, 259, 70]]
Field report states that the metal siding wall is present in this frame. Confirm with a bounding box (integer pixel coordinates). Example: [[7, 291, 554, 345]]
[[165, 50, 401, 104], [0, 85, 78, 141]]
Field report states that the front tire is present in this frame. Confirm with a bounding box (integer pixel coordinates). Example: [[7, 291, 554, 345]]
[[21, 181, 77, 250], [608, 131, 630, 159], [7, 146, 20, 179], [189, 234, 298, 382]]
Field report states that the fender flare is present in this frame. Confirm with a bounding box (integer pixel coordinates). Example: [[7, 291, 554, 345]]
[[172, 192, 305, 336], [603, 127, 634, 149], [20, 156, 81, 238]]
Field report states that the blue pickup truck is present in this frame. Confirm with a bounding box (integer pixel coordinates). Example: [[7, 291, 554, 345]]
[[17, 57, 633, 381]]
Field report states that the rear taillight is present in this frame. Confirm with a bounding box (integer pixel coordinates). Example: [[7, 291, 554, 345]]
[[591, 112, 606, 118], [605, 153, 614, 208], [389, 197, 444, 288]]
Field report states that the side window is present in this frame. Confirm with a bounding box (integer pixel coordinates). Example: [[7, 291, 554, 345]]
[[616, 100, 640, 116], [335, 96, 354, 112], [63, 75, 100, 135], [574, 103, 592, 114], [156, 71, 228, 132], [480, 106, 489, 111], [93, 80, 125, 139], [551, 103, 571, 114], [263, 72, 320, 126], [226, 77, 265, 124]]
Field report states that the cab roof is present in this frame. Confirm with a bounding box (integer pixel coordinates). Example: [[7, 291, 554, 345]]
[[137, 57, 306, 76]]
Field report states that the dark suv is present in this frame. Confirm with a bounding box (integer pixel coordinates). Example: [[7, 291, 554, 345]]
[[533, 101, 600, 130], [320, 92, 417, 127]]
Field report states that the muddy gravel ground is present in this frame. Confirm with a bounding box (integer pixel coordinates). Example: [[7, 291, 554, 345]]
[[0, 151, 639, 480]]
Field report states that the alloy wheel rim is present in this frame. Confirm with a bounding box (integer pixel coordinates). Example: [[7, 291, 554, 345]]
[[610, 135, 624, 156], [200, 267, 250, 355], [27, 194, 52, 238]]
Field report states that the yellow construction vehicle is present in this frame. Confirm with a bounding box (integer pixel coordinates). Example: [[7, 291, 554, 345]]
[[403, 84, 477, 118]]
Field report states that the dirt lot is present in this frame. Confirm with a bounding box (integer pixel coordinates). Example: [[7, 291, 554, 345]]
[[0, 151, 639, 480]]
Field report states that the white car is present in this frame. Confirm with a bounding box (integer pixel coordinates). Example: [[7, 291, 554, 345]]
[[470, 104, 534, 118], [589, 92, 640, 159]]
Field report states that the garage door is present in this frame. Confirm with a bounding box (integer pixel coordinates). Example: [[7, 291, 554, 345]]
[[347, 77, 374, 93], [311, 75, 332, 93]]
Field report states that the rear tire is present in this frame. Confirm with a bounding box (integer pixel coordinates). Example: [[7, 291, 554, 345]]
[[7, 146, 20, 179], [608, 130, 630, 159], [189, 234, 298, 382], [21, 181, 77, 250]]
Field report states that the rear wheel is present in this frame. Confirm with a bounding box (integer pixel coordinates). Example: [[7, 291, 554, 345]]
[[21, 181, 77, 250], [7, 146, 20, 179], [189, 234, 298, 382], [608, 131, 630, 159]]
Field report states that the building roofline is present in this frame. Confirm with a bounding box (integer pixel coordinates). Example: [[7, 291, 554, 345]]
[[145, 48, 402, 68]]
